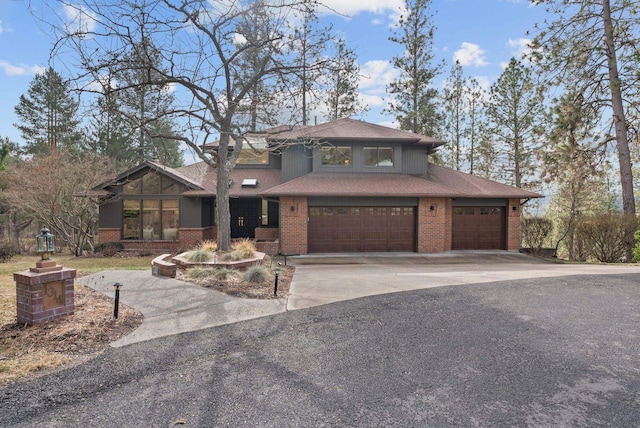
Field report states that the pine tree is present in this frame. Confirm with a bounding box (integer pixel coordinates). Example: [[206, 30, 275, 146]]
[[115, 39, 183, 167], [541, 91, 607, 260], [324, 39, 367, 121], [441, 61, 466, 170], [531, 0, 638, 214], [386, 0, 443, 136], [288, 1, 332, 125], [84, 74, 137, 168], [14, 68, 81, 155], [484, 58, 545, 189], [465, 78, 485, 175]]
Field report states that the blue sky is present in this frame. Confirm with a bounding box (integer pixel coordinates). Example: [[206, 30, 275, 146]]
[[0, 0, 549, 148]]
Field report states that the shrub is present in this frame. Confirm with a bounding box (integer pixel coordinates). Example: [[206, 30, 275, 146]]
[[242, 265, 269, 283], [214, 268, 234, 280], [521, 217, 553, 254], [631, 231, 640, 263], [231, 238, 256, 259], [199, 240, 218, 252], [94, 241, 124, 256], [576, 214, 639, 263], [184, 248, 214, 263], [219, 251, 242, 262], [187, 267, 215, 279], [0, 239, 20, 263]]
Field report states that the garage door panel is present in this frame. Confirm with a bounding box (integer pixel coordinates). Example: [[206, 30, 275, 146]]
[[309, 206, 415, 253], [452, 207, 505, 250]]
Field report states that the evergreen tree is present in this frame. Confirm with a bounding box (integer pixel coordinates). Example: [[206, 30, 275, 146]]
[[386, 0, 443, 136], [484, 58, 545, 189], [115, 39, 183, 167], [465, 78, 485, 175], [84, 73, 137, 168], [531, 0, 638, 214], [324, 39, 367, 121], [14, 68, 81, 155], [541, 91, 607, 260], [288, 1, 333, 125], [441, 61, 466, 170]]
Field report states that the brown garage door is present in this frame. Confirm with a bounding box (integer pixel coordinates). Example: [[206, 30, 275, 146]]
[[452, 207, 506, 250], [309, 207, 415, 253]]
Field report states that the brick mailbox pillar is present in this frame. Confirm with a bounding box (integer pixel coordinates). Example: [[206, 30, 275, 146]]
[[14, 259, 76, 326]]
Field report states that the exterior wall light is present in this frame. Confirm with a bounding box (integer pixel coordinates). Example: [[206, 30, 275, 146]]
[[36, 228, 55, 260]]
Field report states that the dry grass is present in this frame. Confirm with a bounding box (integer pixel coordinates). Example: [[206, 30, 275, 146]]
[[0, 254, 151, 385], [178, 256, 294, 299]]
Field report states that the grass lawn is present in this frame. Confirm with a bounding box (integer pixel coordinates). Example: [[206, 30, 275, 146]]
[[0, 254, 153, 385]]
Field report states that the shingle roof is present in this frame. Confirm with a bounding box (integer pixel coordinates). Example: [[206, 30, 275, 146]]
[[261, 165, 542, 199], [177, 163, 281, 197], [265, 118, 446, 147]]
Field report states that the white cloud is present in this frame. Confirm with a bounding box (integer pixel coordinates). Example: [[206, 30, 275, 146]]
[[507, 38, 532, 60], [453, 42, 488, 67], [0, 61, 45, 76], [359, 60, 398, 91], [318, 0, 403, 17], [63, 4, 97, 35], [0, 20, 3, 34]]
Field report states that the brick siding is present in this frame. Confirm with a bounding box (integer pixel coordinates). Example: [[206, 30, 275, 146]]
[[507, 199, 522, 250], [417, 197, 452, 253], [279, 196, 308, 255]]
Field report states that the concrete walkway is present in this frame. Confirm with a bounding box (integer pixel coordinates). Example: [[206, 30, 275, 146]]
[[286, 251, 640, 309], [78, 252, 639, 347], [77, 270, 285, 347]]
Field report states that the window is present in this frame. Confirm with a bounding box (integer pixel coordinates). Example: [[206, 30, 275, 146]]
[[123, 172, 181, 195], [236, 139, 269, 165], [321, 146, 352, 166], [364, 147, 394, 167], [123, 199, 179, 240]]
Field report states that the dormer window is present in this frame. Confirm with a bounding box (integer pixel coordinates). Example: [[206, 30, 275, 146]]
[[236, 138, 269, 165], [242, 178, 258, 188], [364, 147, 394, 167]]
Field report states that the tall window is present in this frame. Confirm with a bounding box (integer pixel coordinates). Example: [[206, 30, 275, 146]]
[[121, 172, 180, 240], [321, 146, 352, 166], [364, 147, 394, 167]]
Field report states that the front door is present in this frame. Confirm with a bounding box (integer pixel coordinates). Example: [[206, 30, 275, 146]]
[[230, 199, 261, 238]]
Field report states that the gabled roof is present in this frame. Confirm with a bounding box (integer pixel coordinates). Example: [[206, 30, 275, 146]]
[[261, 165, 542, 199], [265, 118, 446, 147], [91, 160, 204, 195]]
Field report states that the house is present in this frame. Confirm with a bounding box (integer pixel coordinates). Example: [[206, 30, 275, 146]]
[[91, 118, 541, 254]]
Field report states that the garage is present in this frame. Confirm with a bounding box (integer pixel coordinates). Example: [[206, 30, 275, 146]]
[[308, 206, 415, 253], [452, 206, 506, 250]]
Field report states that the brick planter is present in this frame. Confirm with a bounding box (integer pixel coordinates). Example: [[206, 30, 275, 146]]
[[14, 262, 76, 326]]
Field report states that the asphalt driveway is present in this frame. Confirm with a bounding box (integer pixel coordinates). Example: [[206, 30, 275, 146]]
[[2, 269, 639, 427]]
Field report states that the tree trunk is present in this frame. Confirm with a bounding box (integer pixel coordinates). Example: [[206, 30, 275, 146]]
[[603, 0, 635, 215], [216, 135, 232, 252]]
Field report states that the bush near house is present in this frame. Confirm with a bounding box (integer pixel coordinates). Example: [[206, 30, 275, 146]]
[[576, 214, 639, 263], [0, 240, 21, 263], [521, 217, 553, 255]]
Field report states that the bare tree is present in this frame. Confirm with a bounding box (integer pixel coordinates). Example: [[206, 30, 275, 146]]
[[2, 151, 116, 255], [42, 0, 330, 251]]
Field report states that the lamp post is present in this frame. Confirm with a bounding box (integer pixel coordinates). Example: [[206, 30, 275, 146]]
[[36, 228, 55, 261]]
